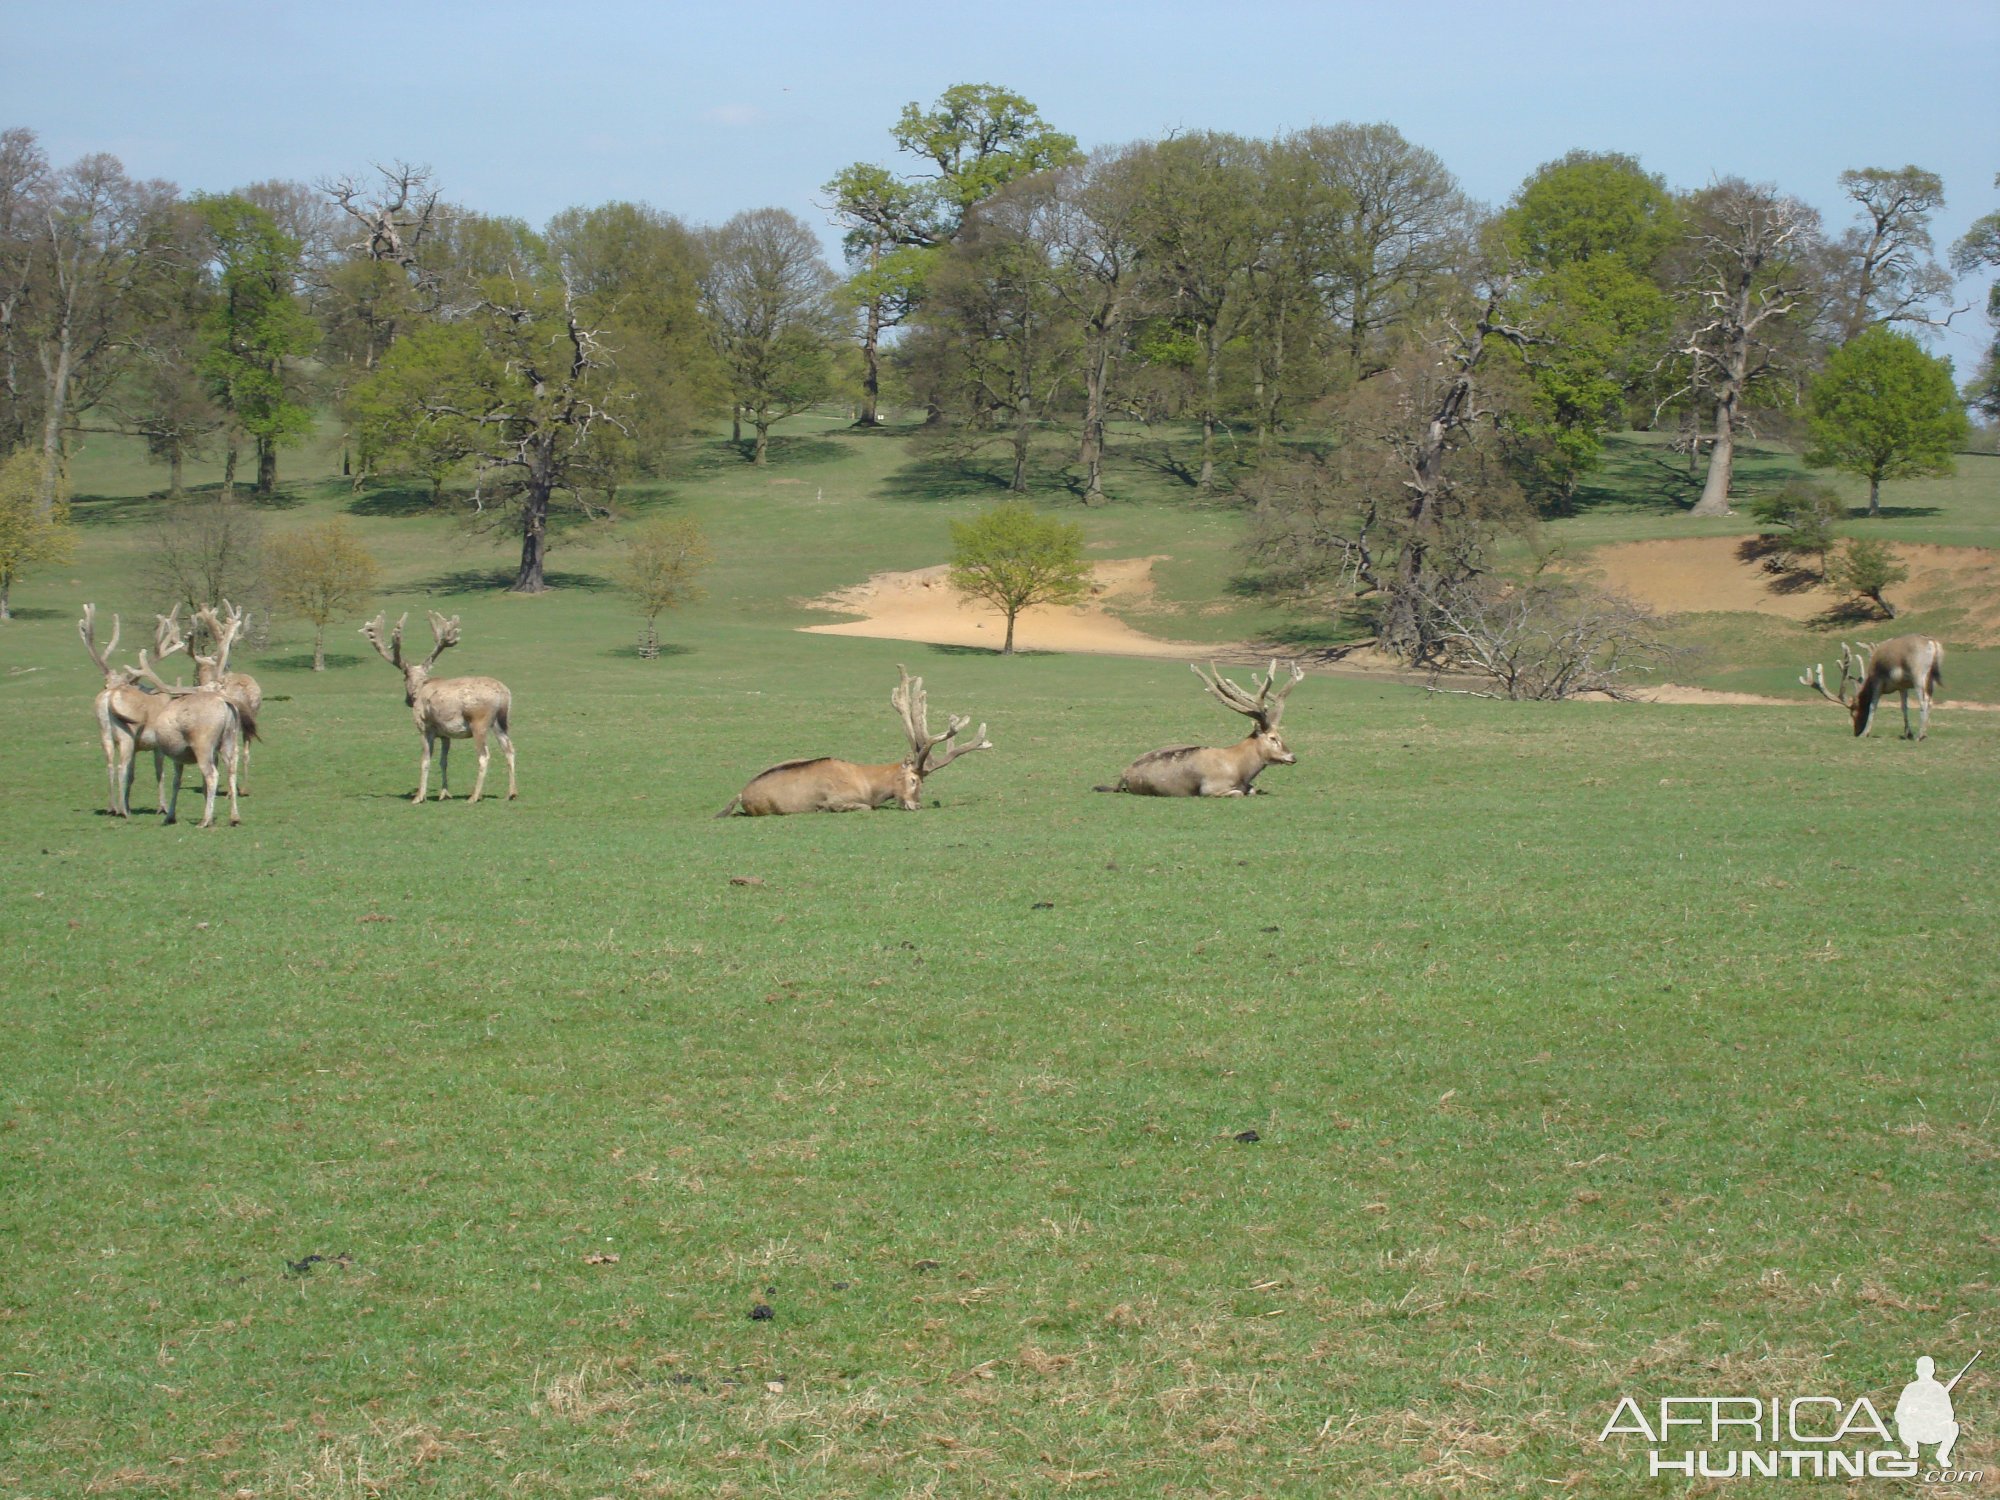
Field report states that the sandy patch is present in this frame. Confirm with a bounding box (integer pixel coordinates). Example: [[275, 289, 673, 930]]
[[1576, 537, 2000, 643], [801, 557, 1233, 659]]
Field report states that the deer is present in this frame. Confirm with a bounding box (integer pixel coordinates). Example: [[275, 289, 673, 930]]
[[1801, 636, 1945, 740], [107, 609, 254, 827], [1097, 660, 1304, 797], [717, 664, 992, 816], [80, 604, 200, 817], [189, 601, 263, 790], [361, 611, 517, 803]]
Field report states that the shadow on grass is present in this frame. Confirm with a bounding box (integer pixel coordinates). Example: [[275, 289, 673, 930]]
[[345, 485, 439, 518], [919, 642, 1059, 658], [262, 652, 364, 672], [1859, 505, 1943, 520], [4, 606, 66, 622], [411, 568, 615, 594], [1809, 599, 1896, 629], [878, 452, 1019, 503], [605, 642, 696, 661]]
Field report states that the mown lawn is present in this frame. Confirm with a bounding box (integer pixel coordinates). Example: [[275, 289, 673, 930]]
[[0, 420, 1994, 1496]]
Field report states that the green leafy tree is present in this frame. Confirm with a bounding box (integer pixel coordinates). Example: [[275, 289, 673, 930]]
[[1827, 536, 1909, 618], [265, 518, 380, 669], [195, 195, 318, 497], [1805, 327, 1967, 515], [947, 501, 1089, 655], [0, 444, 71, 620], [612, 516, 712, 658], [700, 209, 839, 465], [1746, 479, 1844, 575]]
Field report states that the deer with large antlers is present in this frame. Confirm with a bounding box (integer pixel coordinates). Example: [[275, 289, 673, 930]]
[[99, 608, 254, 827], [717, 664, 993, 816], [80, 604, 162, 816], [1097, 660, 1305, 796], [361, 611, 517, 803], [188, 602, 263, 789], [1801, 636, 1944, 739]]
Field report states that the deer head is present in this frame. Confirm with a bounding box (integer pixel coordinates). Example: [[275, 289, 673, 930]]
[[192, 601, 249, 683], [1801, 641, 1874, 732], [1193, 659, 1303, 764], [363, 611, 460, 704], [891, 664, 992, 805]]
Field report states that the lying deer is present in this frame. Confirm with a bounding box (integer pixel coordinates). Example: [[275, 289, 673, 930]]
[[362, 611, 517, 803], [1801, 636, 1944, 739], [718, 664, 992, 815], [107, 609, 255, 827], [1097, 660, 1304, 796]]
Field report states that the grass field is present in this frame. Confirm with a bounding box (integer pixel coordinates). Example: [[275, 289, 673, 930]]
[[2, 419, 1995, 1496]]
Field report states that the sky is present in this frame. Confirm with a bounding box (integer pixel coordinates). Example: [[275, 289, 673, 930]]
[[7, 0, 1997, 361]]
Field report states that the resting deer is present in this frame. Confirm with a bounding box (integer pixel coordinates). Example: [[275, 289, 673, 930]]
[[718, 664, 992, 816], [1801, 636, 1944, 739], [362, 611, 517, 803], [107, 610, 254, 827], [190, 602, 263, 790], [1097, 660, 1304, 796], [81, 605, 206, 816]]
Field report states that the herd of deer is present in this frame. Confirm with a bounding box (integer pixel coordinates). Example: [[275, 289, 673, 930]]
[[75, 598, 1947, 828]]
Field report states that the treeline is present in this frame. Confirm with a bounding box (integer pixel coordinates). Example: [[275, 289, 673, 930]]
[[1, 89, 1995, 655]]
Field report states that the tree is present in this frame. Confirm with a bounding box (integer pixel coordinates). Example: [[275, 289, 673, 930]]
[[1746, 479, 1844, 575], [194, 195, 318, 497], [0, 443, 69, 619], [149, 495, 266, 623], [822, 163, 930, 427], [1833, 166, 1954, 338], [1663, 180, 1824, 516], [1952, 175, 2000, 420], [1804, 327, 1966, 515], [700, 208, 839, 464], [265, 518, 380, 669], [611, 516, 712, 658], [1826, 536, 1908, 618], [947, 500, 1088, 654]]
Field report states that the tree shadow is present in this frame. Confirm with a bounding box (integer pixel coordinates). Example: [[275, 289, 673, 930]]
[[605, 642, 695, 661], [878, 453, 1018, 503], [239, 488, 307, 512], [3, 606, 65, 622], [1809, 598, 1893, 629], [1734, 536, 1826, 596], [262, 651, 364, 672], [345, 485, 439, 518], [1861, 504, 1943, 520], [410, 568, 615, 594]]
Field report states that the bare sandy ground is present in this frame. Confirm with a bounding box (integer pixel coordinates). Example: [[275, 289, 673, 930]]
[[1576, 537, 2000, 644], [802, 557, 1229, 659]]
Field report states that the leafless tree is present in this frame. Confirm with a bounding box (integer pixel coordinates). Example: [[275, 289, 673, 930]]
[[1420, 574, 1675, 701], [1833, 166, 1958, 338], [322, 162, 444, 296], [148, 496, 266, 626]]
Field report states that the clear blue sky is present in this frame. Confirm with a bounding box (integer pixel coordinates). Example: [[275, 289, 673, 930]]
[[8, 0, 1996, 360]]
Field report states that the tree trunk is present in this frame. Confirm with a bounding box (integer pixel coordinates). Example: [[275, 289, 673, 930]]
[[222, 440, 238, 499], [856, 299, 882, 426], [1867, 472, 1882, 516], [511, 446, 554, 593], [1691, 398, 1736, 516], [731, 407, 742, 444], [168, 450, 183, 498], [312, 622, 325, 671], [640, 618, 659, 659], [37, 326, 72, 519], [1003, 609, 1016, 655], [1079, 320, 1110, 505], [1198, 319, 1221, 491], [0, 575, 11, 621], [752, 419, 769, 466], [1011, 416, 1029, 493], [256, 436, 277, 497]]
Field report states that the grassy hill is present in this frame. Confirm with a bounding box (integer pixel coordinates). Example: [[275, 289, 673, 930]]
[[1, 420, 1994, 1496]]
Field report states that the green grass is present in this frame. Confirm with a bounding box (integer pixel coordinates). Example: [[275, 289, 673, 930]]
[[1, 418, 1995, 1496]]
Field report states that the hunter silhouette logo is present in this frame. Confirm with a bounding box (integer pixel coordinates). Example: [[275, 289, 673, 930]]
[[1597, 1348, 1983, 1483], [1895, 1352, 1976, 1469]]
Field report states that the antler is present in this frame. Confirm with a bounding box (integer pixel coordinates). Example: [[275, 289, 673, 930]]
[[1799, 641, 1872, 707], [891, 664, 993, 778], [79, 604, 122, 678], [194, 604, 243, 679], [423, 611, 461, 670], [360, 612, 405, 669], [1193, 659, 1305, 729], [127, 648, 210, 697]]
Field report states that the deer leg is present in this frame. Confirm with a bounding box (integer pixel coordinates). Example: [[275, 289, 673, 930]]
[[196, 750, 219, 828], [225, 727, 241, 825], [155, 750, 167, 811], [468, 720, 489, 804], [436, 737, 452, 800], [1917, 689, 1932, 741], [414, 733, 433, 804], [498, 727, 517, 800], [1899, 689, 1914, 739], [164, 762, 184, 825], [116, 742, 136, 819]]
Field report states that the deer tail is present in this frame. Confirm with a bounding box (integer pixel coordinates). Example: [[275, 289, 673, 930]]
[[1092, 782, 1124, 794], [714, 796, 743, 819]]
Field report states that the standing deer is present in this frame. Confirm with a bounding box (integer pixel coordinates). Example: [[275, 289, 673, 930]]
[[361, 611, 517, 803], [718, 664, 992, 816], [80, 605, 193, 817], [190, 602, 263, 790], [1801, 636, 1945, 739], [107, 608, 254, 827], [1097, 660, 1304, 796]]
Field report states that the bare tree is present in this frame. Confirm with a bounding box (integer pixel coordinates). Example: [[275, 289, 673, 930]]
[[1834, 166, 1957, 338], [1662, 180, 1823, 517], [149, 496, 266, 625], [322, 162, 444, 296], [1420, 574, 1675, 701]]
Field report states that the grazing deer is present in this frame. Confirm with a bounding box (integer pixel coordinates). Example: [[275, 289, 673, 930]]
[[361, 611, 517, 803], [108, 611, 255, 827], [718, 664, 992, 816], [80, 605, 195, 817], [1097, 660, 1304, 796], [1801, 636, 1944, 739], [190, 602, 263, 790]]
